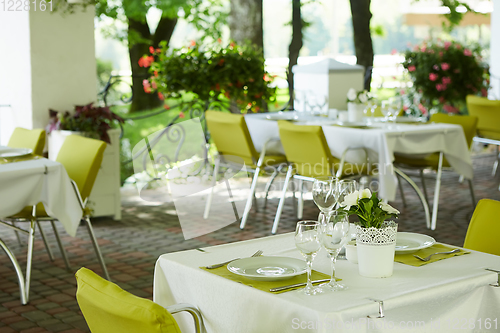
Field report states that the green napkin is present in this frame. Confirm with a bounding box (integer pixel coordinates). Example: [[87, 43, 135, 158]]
[[200, 264, 333, 294], [395, 243, 470, 267], [0, 154, 42, 165]]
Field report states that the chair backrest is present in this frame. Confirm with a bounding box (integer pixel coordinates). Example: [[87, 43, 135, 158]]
[[8, 127, 46, 156], [463, 199, 500, 256], [205, 110, 258, 165], [56, 135, 106, 201], [466, 95, 500, 140], [430, 113, 478, 148], [277, 120, 334, 177], [76, 268, 181, 333]]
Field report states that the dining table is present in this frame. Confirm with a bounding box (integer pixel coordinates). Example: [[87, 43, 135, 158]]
[[244, 112, 474, 230], [153, 233, 500, 333], [0, 146, 82, 304]]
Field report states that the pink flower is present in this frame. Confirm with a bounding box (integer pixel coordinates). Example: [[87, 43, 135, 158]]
[[421, 46, 427, 52], [403, 105, 409, 111], [444, 41, 452, 50], [429, 73, 439, 81], [158, 92, 164, 100], [456, 44, 462, 50], [179, 112, 185, 118], [138, 55, 154, 68], [439, 51, 443, 57], [433, 65, 439, 71], [436, 83, 447, 91], [391, 49, 398, 55], [441, 63, 450, 71], [443, 105, 459, 113], [151, 81, 157, 89], [442, 77, 451, 85], [400, 89, 406, 95], [149, 46, 155, 54], [418, 104, 428, 115], [464, 49, 472, 56], [408, 65, 416, 72], [142, 79, 151, 93]]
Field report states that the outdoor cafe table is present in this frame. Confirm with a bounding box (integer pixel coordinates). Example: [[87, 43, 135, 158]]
[[153, 233, 500, 333]]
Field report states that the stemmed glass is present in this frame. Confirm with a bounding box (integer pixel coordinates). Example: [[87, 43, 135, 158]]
[[381, 100, 393, 122], [319, 211, 350, 291], [295, 221, 323, 295], [337, 179, 358, 208], [312, 176, 338, 225]]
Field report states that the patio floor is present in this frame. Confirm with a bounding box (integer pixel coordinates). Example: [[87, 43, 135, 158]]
[[1, 153, 500, 332]]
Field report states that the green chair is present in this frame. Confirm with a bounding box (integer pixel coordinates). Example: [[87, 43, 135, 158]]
[[272, 120, 369, 234], [7, 127, 46, 156], [76, 267, 204, 333], [204, 111, 287, 230], [0, 135, 110, 304], [394, 113, 478, 230], [463, 199, 500, 256], [466, 95, 500, 178]]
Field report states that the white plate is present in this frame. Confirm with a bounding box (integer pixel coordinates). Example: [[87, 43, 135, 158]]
[[227, 256, 307, 281], [0, 148, 33, 158], [396, 232, 435, 254], [265, 112, 298, 121], [395, 117, 427, 123]]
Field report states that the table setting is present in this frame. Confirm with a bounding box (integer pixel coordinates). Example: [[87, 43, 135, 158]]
[[154, 178, 500, 333]]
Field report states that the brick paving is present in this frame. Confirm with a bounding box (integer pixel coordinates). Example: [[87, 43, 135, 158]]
[[1, 153, 500, 332]]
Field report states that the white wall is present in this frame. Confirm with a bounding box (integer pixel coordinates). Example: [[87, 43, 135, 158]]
[[0, 6, 96, 144], [490, 0, 500, 99]]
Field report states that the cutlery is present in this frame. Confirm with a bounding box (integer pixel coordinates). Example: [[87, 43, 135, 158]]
[[270, 279, 330, 292], [204, 250, 263, 269], [413, 248, 460, 262]]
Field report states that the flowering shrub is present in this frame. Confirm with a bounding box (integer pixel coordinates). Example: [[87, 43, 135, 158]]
[[402, 40, 489, 114], [340, 189, 399, 229], [46, 103, 124, 143], [140, 41, 277, 113]]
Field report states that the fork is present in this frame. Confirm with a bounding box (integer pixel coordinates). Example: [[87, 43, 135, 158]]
[[204, 250, 263, 269], [413, 249, 460, 262]]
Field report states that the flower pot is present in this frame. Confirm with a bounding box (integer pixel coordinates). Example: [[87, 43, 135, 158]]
[[345, 240, 358, 264], [347, 102, 366, 122], [355, 221, 398, 278]]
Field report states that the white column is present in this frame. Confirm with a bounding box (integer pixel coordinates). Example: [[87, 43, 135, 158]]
[[0, 5, 97, 145], [490, 0, 500, 99]]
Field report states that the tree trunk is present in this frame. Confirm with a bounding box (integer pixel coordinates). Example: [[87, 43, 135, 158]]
[[128, 18, 162, 113], [229, 0, 263, 53], [349, 0, 374, 91], [287, 0, 303, 109]]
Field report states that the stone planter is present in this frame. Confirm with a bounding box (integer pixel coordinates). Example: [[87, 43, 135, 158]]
[[355, 221, 398, 278]]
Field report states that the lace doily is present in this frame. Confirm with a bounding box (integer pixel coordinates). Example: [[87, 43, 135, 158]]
[[355, 221, 398, 246]]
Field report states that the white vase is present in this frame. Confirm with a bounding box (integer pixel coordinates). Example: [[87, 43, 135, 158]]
[[355, 221, 398, 278], [347, 102, 366, 122]]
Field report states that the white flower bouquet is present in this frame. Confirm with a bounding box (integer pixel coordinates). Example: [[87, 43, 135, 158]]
[[339, 189, 399, 228], [346, 88, 371, 104]]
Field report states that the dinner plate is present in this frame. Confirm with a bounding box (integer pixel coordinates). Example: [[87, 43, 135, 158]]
[[395, 117, 427, 123], [396, 232, 435, 254], [265, 112, 298, 121], [227, 256, 307, 281], [0, 148, 33, 158]]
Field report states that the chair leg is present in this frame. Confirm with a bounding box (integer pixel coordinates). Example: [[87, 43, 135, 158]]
[[394, 167, 431, 229], [263, 165, 283, 209], [419, 169, 429, 206], [468, 179, 476, 207], [203, 156, 220, 219], [493, 145, 499, 176], [224, 177, 240, 221], [36, 221, 55, 261], [50, 220, 71, 272], [0, 239, 28, 305], [396, 173, 407, 208], [25, 219, 36, 304], [272, 165, 293, 234], [431, 153, 444, 231], [84, 216, 110, 281], [240, 163, 262, 230], [297, 179, 304, 219], [11, 221, 23, 246]]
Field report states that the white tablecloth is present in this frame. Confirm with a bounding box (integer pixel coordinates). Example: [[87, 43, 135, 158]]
[[153, 233, 500, 333], [244, 114, 473, 201], [0, 155, 82, 237]]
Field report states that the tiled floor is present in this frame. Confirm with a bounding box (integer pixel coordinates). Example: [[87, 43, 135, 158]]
[[1, 154, 500, 332]]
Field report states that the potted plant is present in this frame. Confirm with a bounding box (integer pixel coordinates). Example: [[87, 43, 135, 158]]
[[346, 88, 370, 122], [402, 39, 489, 114], [340, 189, 399, 278]]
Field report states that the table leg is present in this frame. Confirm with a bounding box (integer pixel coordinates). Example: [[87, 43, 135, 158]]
[[431, 152, 444, 230], [394, 167, 431, 228]]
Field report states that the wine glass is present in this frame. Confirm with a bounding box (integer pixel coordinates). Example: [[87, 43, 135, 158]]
[[312, 176, 338, 225], [381, 100, 393, 122], [337, 179, 358, 209], [390, 97, 402, 121], [319, 211, 350, 291], [295, 221, 323, 295]]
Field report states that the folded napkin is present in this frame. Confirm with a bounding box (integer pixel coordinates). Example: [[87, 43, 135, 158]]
[[200, 263, 332, 294], [395, 243, 470, 267], [0, 154, 42, 165]]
